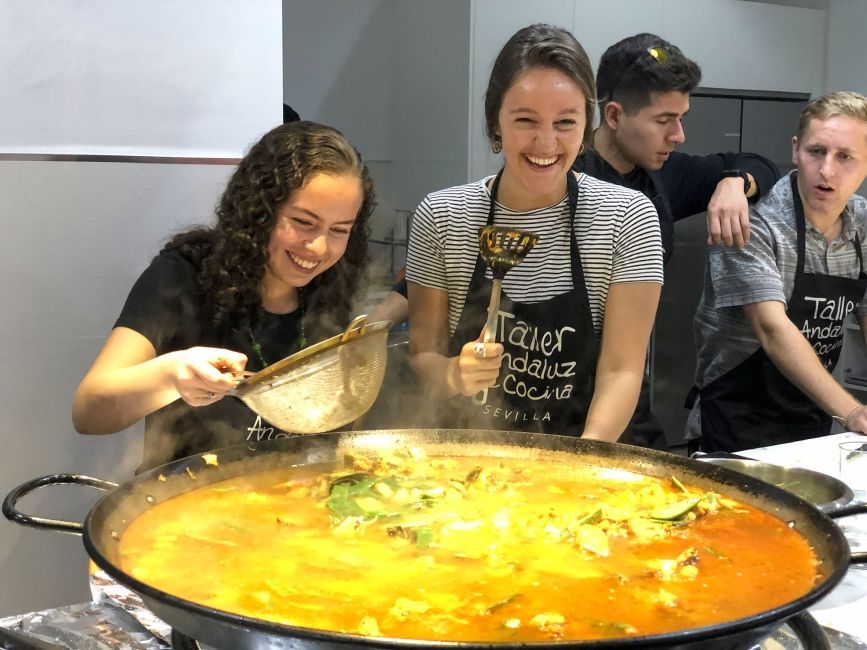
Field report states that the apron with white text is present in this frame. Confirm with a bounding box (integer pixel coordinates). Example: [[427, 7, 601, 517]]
[[445, 170, 598, 436]]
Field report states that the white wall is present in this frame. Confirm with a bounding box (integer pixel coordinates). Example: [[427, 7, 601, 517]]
[[390, 0, 471, 214], [0, 0, 281, 156], [469, 0, 827, 180], [0, 1, 281, 617], [0, 162, 233, 616], [826, 0, 867, 195], [661, 0, 824, 95], [826, 0, 867, 95]]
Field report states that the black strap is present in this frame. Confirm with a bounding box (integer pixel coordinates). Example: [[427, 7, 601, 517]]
[[486, 169, 584, 293]]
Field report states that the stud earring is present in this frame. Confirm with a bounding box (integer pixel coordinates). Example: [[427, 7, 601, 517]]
[[491, 138, 502, 154]]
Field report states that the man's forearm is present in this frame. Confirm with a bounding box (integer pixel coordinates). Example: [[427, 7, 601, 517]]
[[755, 317, 860, 421]]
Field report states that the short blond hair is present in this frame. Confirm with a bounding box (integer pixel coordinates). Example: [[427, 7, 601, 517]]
[[797, 91, 867, 140]]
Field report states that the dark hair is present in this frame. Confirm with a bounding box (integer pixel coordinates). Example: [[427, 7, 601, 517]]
[[484, 24, 596, 147], [283, 103, 301, 124], [597, 33, 701, 114], [164, 120, 374, 338]]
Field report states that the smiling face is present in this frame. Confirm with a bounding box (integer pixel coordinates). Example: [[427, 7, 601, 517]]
[[609, 91, 688, 172], [262, 172, 363, 311], [495, 66, 586, 210], [792, 115, 867, 223]]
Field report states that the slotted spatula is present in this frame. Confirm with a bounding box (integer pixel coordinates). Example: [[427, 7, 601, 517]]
[[477, 225, 539, 343]]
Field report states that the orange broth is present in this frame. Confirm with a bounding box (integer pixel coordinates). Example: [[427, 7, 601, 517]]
[[118, 449, 819, 642]]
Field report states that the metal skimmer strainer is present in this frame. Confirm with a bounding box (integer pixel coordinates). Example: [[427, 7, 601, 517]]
[[231, 315, 392, 434], [478, 225, 539, 343]]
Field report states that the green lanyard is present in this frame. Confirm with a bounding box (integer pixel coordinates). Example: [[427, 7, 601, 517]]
[[247, 296, 306, 369]]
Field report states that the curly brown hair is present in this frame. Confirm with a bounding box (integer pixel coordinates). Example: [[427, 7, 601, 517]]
[[164, 121, 374, 338]]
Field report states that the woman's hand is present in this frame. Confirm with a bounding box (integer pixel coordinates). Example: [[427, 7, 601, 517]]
[[167, 347, 249, 407], [408, 283, 503, 398], [73, 328, 250, 435], [447, 339, 504, 396]]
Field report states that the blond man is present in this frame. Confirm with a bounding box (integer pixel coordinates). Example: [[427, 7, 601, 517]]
[[688, 92, 867, 452]]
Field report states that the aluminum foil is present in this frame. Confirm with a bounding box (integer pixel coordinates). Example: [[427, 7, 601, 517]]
[[0, 600, 169, 650], [88, 571, 170, 644]]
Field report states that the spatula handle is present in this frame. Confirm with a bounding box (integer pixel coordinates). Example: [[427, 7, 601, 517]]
[[482, 279, 502, 343]]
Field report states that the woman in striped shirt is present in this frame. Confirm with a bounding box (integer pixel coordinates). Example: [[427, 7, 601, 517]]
[[405, 24, 663, 441]]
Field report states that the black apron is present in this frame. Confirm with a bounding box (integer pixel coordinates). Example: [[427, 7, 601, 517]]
[[444, 170, 598, 436], [697, 172, 867, 452]]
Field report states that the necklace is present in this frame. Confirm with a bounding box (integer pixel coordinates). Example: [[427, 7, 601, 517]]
[[247, 295, 306, 369]]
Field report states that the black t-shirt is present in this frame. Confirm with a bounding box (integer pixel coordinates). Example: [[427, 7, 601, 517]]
[[115, 248, 303, 471], [574, 148, 779, 264]]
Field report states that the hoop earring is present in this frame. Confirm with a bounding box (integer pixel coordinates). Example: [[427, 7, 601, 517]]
[[491, 138, 502, 154], [578, 142, 586, 155]]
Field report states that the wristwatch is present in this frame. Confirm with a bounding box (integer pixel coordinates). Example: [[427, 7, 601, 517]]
[[721, 169, 752, 195]]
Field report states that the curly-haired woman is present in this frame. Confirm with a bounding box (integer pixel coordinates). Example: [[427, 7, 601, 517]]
[[72, 121, 374, 470]]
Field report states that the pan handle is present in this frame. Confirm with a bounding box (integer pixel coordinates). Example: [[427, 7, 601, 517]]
[[826, 500, 867, 518], [786, 611, 831, 650], [3, 474, 117, 536], [826, 501, 867, 565]]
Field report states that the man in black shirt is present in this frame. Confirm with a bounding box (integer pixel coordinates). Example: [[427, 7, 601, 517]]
[[573, 33, 779, 448]]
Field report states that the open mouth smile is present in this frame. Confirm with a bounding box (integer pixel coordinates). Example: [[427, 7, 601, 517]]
[[289, 252, 321, 270], [524, 154, 560, 168]]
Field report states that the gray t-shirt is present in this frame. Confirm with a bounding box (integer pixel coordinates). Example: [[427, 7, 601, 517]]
[[686, 171, 867, 439]]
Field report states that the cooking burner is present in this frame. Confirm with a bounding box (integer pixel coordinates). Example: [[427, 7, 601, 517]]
[[169, 613, 831, 650]]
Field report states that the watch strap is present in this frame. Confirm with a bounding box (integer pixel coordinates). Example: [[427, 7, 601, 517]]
[[721, 169, 752, 195]]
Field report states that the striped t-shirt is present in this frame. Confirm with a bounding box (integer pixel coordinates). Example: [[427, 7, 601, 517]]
[[406, 172, 664, 336]]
